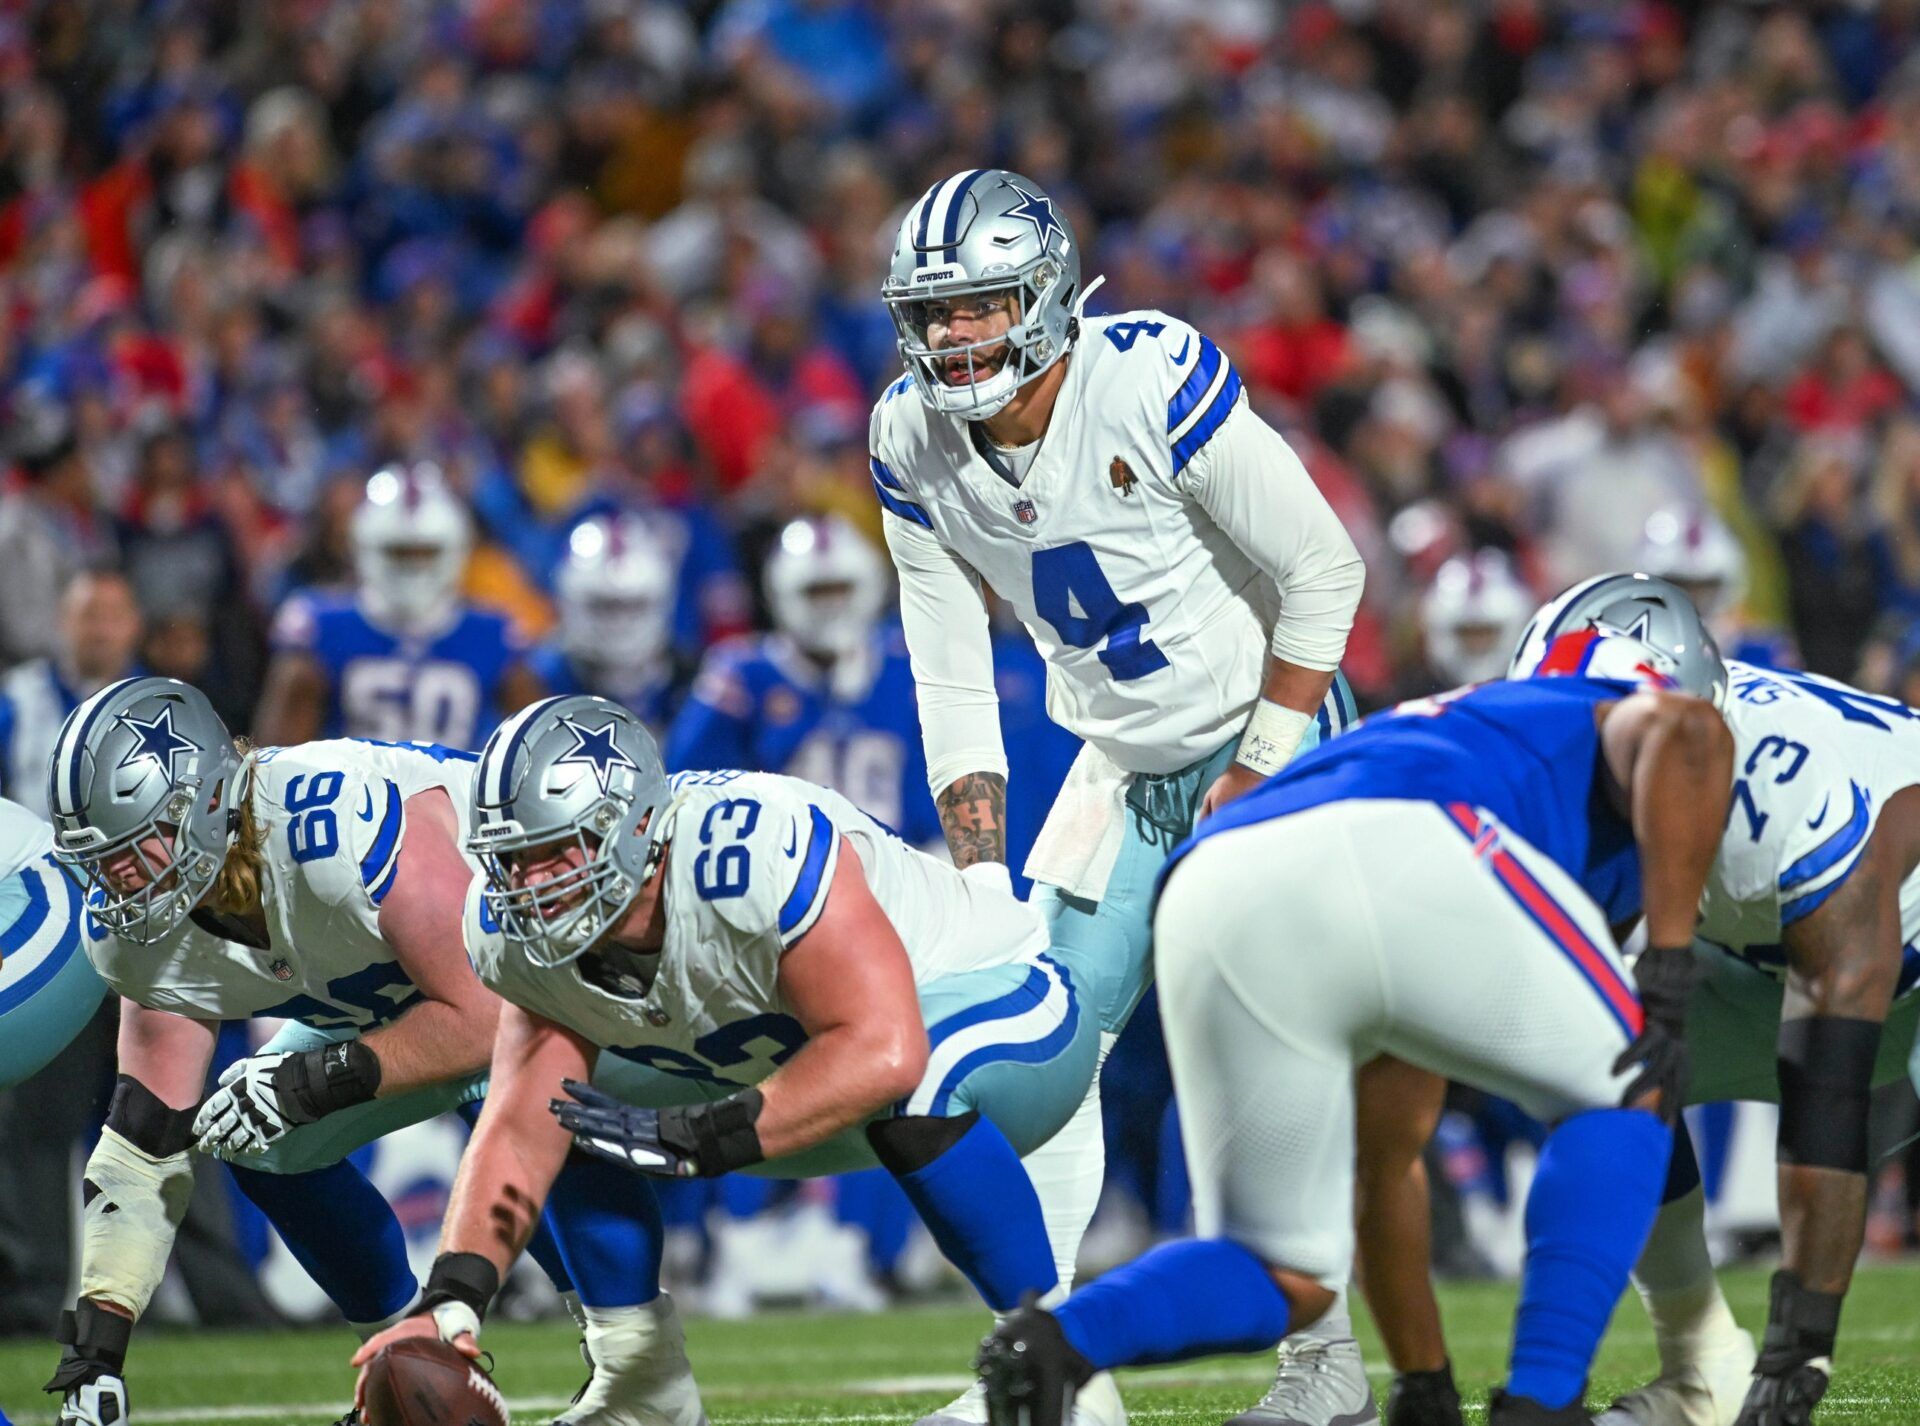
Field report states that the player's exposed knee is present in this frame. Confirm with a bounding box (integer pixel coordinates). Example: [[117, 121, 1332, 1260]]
[[1355, 1057, 1445, 1164], [1268, 1267, 1336, 1332]]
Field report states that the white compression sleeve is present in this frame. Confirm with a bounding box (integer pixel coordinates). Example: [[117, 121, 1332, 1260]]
[[77, 1126, 195, 1319], [882, 511, 1010, 795], [1183, 402, 1365, 672]]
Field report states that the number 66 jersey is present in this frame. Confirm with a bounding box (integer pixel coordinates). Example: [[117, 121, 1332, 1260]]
[[465, 770, 1054, 1090], [870, 310, 1361, 778], [88, 740, 480, 1030], [1703, 661, 1920, 998]]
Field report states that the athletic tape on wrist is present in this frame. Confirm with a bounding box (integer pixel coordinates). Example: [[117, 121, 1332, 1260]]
[[1233, 701, 1313, 777]]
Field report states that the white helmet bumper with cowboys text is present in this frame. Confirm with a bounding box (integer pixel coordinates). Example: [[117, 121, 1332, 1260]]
[[47, 676, 243, 944], [765, 516, 889, 659], [1509, 572, 1729, 705], [1421, 550, 1533, 685], [1636, 505, 1747, 621], [557, 514, 674, 681], [469, 695, 670, 969], [883, 169, 1081, 420], [352, 464, 472, 634]]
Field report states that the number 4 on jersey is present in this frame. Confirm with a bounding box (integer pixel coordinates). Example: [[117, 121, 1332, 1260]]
[[1032, 542, 1169, 681]]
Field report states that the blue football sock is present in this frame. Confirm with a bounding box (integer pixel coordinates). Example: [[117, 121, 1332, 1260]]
[[227, 1160, 415, 1324], [1055, 1238, 1291, 1371], [893, 1115, 1057, 1311], [1508, 1108, 1671, 1409], [545, 1152, 665, 1308]]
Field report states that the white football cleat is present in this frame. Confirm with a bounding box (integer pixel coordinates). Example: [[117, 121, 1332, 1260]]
[[915, 1369, 1127, 1426], [1226, 1333, 1379, 1426], [59, 1374, 130, 1426], [551, 1294, 709, 1426], [1592, 1323, 1757, 1426]]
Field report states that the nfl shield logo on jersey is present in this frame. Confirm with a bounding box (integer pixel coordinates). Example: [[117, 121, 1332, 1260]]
[[1014, 499, 1038, 525]]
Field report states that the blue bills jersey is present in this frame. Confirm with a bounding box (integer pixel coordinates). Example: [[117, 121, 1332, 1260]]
[[272, 593, 526, 751], [665, 627, 941, 845], [525, 642, 679, 739], [1170, 678, 1643, 924], [0, 659, 84, 817]]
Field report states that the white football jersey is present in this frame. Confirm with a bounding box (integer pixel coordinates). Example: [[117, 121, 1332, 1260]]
[[0, 797, 53, 881], [870, 310, 1281, 775], [467, 769, 1049, 1089], [88, 740, 481, 1028], [1702, 661, 1920, 998]]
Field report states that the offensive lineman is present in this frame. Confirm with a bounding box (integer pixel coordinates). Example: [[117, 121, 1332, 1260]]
[[869, 168, 1365, 1425], [40, 678, 648, 1426], [976, 626, 1736, 1426], [352, 696, 1122, 1425]]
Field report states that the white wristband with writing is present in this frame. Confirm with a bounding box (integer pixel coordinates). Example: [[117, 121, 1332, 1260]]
[[1233, 701, 1314, 778]]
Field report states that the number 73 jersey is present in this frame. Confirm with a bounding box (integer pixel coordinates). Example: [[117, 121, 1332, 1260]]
[[1704, 661, 1920, 996], [871, 310, 1284, 775]]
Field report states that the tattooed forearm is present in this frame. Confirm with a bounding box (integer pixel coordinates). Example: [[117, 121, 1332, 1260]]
[[937, 772, 1008, 870]]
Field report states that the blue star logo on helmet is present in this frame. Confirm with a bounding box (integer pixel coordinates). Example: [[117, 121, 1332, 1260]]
[[556, 717, 636, 796], [113, 704, 201, 782], [1617, 609, 1655, 642], [1004, 183, 1066, 250]]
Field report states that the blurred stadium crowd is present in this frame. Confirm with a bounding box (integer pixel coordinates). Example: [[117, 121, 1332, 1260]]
[[6, 0, 1920, 1325]]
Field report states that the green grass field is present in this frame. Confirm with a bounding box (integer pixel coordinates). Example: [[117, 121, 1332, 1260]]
[[2, 1262, 1916, 1425]]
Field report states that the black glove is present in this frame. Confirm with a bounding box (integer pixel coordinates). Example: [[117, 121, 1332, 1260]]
[[1613, 945, 1697, 1122], [1734, 1271, 1839, 1426], [551, 1079, 765, 1178]]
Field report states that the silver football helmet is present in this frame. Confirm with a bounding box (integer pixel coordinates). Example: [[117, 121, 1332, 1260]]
[[352, 463, 471, 634], [765, 515, 889, 659], [1421, 550, 1532, 685], [1509, 572, 1729, 706], [883, 169, 1082, 419], [556, 514, 675, 681], [48, 676, 243, 944], [469, 694, 671, 969]]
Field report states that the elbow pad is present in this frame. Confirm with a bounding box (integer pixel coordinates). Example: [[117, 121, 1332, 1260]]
[[77, 1125, 195, 1319], [1776, 1016, 1881, 1173]]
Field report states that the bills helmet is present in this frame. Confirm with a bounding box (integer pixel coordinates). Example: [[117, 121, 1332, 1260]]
[[765, 516, 889, 659], [1636, 505, 1746, 621], [1420, 551, 1532, 685], [352, 464, 471, 633], [557, 514, 674, 680]]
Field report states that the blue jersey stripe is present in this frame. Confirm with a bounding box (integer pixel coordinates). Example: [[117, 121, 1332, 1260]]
[[358, 780, 404, 892], [924, 962, 1049, 1052], [0, 862, 51, 957], [0, 868, 79, 1016], [929, 960, 1080, 1115], [778, 804, 836, 938], [872, 474, 934, 529], [1778, 782, 1870, 897], [368, 854, 404, 907], [1171, 365, 1244, 474], [1166, 336, 1223, 433], [870, 455, 906, 491]]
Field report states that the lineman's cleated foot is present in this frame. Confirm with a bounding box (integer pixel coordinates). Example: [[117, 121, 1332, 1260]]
[[56, 1378, 129, 1426], [332, 1412, 362, 1426], [1226, 1332, 1379, 1426], [1384, 1362, 1464, 1426], [551, 1294, 709, 1426], [918, 1372, 1125, 1426], [1485, 1389, 1593, 1425], [1592, 1324, 1756, 1426], [977, 1295, 1095, 1426]]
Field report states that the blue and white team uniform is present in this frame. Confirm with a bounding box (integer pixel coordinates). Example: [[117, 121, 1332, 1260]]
[[467, 769, 1100, 1178], [874, 312, 1363, 1037], [0, 798, 105, 1085], [1679, 661, 1920, 1103], [1153, 678, 1656, 1280], [270, 592, 527, 752], [0, 658, 85, 816], [665, 630, 942, 847]]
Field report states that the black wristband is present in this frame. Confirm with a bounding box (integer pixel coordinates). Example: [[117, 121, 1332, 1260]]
[[1777, 1015, 1880, 1172], [1756, 1270, 1842, 1373], [106, 1075, 197, 1158], [278, 1040, 383, 1123], [419, 1252, 501, 1325], [660, 1088, 766, 1176], [1634, 945, 1697, 1027], [44, 1301, 133, 1393]]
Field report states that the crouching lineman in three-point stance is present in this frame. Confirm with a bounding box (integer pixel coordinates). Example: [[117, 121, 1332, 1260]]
[[871, 167, 1365, 1426], [353, 696, 1126, 1426], [976, 622, 1738, 1426]]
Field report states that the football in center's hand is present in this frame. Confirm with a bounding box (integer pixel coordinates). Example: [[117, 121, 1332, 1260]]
[[361, 1336, 509, 1426]]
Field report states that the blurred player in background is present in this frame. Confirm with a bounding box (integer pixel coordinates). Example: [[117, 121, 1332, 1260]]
[[669, 515, 939, 844], [531, 513, 683, 733], [872, 169, 1364, 1426], [1637, 507, 1797, 671], [256, 465, 543, 750], [0, 568, 144, 816], [1418, 551, 1533, 692]]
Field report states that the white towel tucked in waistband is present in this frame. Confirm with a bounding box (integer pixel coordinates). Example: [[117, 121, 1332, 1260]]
[[1022, 742, 1134, 902]]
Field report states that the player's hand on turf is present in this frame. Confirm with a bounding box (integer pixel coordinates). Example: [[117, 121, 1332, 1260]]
[[350, 1312, 480, 1412], [193, 1052, 315, 1156], [1612, 945, 1697, 1123], [549, 1079, 699, 1177], [1734, 1358, 1830, 1426], [1199, 763, 1265, 819]]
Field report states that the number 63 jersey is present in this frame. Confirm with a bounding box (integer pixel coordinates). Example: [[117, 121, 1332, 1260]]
[[466, 770, 1052, 1090], [88, 740, 480, 1030], [873, 310, 1325, 776], [1703, 661, 1920, 997]]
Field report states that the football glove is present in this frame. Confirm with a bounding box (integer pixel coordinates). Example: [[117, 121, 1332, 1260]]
[[550, 1080, 765, 1178], [193, 1041, 381, 1157], [1613, 945, 1697, 1123]]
